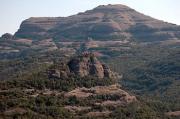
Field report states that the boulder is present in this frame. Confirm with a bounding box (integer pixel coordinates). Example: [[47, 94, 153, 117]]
[[1, 33, 14, 40]]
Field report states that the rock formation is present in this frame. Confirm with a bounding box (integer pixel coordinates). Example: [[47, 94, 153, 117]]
[[68, 52, 118, 78], [1, 33, 14, 40], [48, 52, 119, 79]]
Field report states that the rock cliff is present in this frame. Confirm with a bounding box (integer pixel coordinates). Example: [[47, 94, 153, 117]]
[[68, 52, 117, 78], [48, 52, 119, 79]]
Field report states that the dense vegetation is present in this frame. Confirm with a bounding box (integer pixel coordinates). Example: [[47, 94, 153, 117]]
[[105, 43, 180, 115]]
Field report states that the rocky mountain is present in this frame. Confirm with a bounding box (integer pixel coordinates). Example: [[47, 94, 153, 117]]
[[14, 4, 180, 42], [1, 4, 180, 56]]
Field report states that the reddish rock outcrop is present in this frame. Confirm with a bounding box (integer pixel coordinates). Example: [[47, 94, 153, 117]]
[[48, 52, 119, 79], [68, 53, 117, 78]]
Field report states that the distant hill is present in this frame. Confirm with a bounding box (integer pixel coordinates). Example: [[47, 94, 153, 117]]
[[0, 4, 180, 56], [14, 4, 180, 42]]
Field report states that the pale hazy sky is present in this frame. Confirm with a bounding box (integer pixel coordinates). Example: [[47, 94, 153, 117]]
[[0, 0, 180, 36]]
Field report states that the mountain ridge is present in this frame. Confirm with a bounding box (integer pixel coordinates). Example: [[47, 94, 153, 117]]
[[1, 4, 180, 57], [13, 4, 180, 41]]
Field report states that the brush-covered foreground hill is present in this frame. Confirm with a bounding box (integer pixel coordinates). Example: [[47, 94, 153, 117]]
[[0, 53, 139, 119], [0, 50, 179, 119]]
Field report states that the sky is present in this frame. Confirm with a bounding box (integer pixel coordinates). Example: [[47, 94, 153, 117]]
[[0, 0, 180, 36]]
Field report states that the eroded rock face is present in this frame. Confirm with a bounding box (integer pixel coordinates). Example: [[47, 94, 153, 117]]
[[68, 53, 116, 78], [48, 62, 70, 79], [48, 53, 118, 79]]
